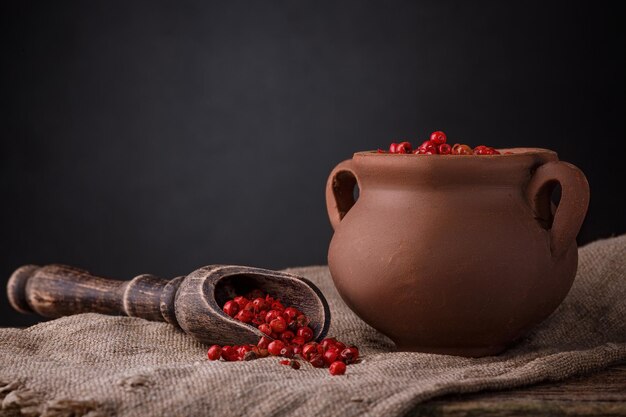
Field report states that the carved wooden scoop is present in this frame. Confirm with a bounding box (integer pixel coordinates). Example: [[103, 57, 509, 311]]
[[7, 264, 331, 346]]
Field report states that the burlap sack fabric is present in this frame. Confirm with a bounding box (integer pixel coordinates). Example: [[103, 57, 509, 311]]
[[1, 235, 625, 417]]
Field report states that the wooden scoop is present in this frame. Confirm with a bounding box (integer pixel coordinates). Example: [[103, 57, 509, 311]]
[[7, 264, 331, 346]]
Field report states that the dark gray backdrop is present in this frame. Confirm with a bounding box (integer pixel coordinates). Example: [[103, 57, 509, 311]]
[[2, 1, 624, 326]]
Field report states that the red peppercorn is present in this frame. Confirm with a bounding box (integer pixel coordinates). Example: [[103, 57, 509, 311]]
[[295, 314, 310, 328], [270, 317, 287, 334], [320, 338, 337, 351], [280, 345, 294, 358], [257, 336, 272, 350], [296, 326, 314, 342], [267, 340, 285, 356], [292, 345, 302, 355], [222, 300, 239, 317], [309, 354, 325, 368], [329, 361, 347, 376], [416, 140, 438, 155], [265, 310, 281, 323], [323, 349, 339, 365], [302, 343, 318, 360], [233, 296, 249, 310], [389, 142, 398, 153], [396, 141, 412, 154], [235, 310, 254, 323], [438, 143, 452, 155], [340, 347, 359, 364], [271, 301, 285, 312], [258, 323, 272, 335], [291, 336, 306, 346], [283, 307, 299, 321], [243, 302, 255, 312], [430, 131, 447, 145], [280, 330, 295, 344], [452, 144, 473, 155], [221, 346, 238, 361], [252, 297, 269, 311], [207, 345, 222, 361], [333, 341, 346, 352]]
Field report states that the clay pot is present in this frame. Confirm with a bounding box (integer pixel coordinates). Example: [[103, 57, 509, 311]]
[[325, 148, 589, 357]]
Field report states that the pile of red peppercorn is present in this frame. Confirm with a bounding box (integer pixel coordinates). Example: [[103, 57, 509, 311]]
[[379, 131, 502, 155], [207, 289, 359, 376]]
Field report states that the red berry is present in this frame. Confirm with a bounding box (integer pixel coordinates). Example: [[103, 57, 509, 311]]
[[280, 345, 294, 358], [320, 338, 337, 351], [290, 360, 301, 370], [296, 326, 314, 342], [396, 141, 412, 154], [271, 301, 285, 312], [291, 336, 306, 346], [235, 310, 254, 323], [333, 341, 346, 352], [252, 297, 269, 311], [222, 300, 239, 317], [340, 347, 359, 364], [267, 340, 285, 356], [265, 310, 281, 323], [292, 345, 302, 355], [452, 144, 473, 155], [430, 131, 447, 145], [302, 343, 318, 360], [283, 307, 299, 321], [233, 296, 249, 310], [329, 361, 347, 376], [270, 317, 287, 334], [438, 143, 452, 155], [243, 302, 255, 312], [309, 353, 325, 368], [295, 314, 310, 328], [280, 330, 295, 344], [257, 336, 272, 349], [389, 142, 398, 153], [221, 346, 238, 361], [237, 345, 253, 357], [258, 323, 272, 335], [207, 345, 222, 360], [256, 336, 272, 349], [416, 140, 438, 155], [323, 349, 339, 365]]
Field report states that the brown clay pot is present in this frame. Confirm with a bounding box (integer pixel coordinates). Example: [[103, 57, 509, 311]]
[[325, 148, 589, 357]]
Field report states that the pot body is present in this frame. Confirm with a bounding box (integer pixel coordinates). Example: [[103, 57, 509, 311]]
[[326, 149, 589, 356]]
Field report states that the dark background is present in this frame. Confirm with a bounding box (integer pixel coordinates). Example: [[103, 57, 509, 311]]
[[1, 1, 624, 326]]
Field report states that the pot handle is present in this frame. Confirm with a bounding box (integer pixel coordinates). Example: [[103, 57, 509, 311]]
[[526, 161, 589, 258], [326, 159, 359, 231]]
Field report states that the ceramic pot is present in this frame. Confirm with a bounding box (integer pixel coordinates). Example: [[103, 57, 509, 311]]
[[325, 148, 589, 357]]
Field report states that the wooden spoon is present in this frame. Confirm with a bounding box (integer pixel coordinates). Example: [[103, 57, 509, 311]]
[[7, 264, 331, 346]]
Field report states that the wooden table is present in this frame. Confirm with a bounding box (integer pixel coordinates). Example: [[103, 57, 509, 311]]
[[411, 363, 626, 416]]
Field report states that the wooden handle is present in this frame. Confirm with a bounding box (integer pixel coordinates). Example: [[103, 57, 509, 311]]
[[325, 159, 359, 230], [526, 161, 590, 258], [7, 264, 183, 326]]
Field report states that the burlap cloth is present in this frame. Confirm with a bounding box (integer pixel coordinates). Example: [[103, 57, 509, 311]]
[[1, 235, 625, 417]]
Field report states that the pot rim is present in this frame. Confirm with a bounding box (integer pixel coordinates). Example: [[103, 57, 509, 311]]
[[355, 147, 557, 159]]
